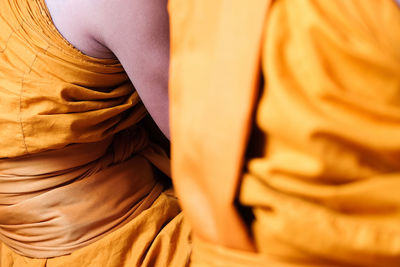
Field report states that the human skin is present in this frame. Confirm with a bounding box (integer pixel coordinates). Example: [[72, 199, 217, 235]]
[[45, 0, 259, 251], [45, 0, 400, 260], [45, 0, 171, 138]]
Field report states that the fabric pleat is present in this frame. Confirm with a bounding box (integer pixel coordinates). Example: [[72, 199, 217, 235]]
[[169, 0, 400, 266], [0, 0, 192, 264]]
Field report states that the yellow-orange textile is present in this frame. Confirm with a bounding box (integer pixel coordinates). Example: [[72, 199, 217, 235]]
[[1, 192, 192, 267], [0, 0, 191, 266], [169, 0, 400, 266]]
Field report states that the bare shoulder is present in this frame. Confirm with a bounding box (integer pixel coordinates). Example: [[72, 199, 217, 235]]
[[44, 0, 114, 58], [45, 0, 171, 137], [45, 0, 169, 58]]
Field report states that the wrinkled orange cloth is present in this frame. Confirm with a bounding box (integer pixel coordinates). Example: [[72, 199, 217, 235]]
[[0, 0, 146, 158], [0, 127, 166, 258], [1, 191, 192, 267], [0, 0, 191, 265], [169, 0, 400, 266]]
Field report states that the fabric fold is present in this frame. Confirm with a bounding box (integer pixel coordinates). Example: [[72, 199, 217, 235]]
[[0, 126, 166, 258]]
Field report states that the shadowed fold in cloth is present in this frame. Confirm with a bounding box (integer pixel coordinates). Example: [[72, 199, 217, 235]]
[[169, 0, 400, 266], [0, 0, 191, 264], [0, 126, 167, 258]]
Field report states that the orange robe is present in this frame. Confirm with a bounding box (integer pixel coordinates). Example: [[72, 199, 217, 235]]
[[0, 0, 191, 265], [169, 0, 400, 266]]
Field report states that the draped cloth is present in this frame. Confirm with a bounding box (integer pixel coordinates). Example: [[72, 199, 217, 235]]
[[0, 126, 165, 258], [1, 190, 192, 267], [169, 0, 400, 266], [0, 0, 191, 265]]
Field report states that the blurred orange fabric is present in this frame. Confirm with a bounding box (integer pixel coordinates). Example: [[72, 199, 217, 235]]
[[169, 0, 400, 266]]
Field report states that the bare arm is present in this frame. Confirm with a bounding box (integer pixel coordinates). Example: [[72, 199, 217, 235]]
[[45, 0, 170, 138]]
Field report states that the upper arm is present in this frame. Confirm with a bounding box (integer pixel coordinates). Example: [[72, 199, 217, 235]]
[[94, 0, 171, 138], [46, 0, 171, 138]]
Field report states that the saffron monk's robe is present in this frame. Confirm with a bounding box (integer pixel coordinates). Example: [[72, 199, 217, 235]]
[[0, 0, 191, 266], [169, 0, 400, 266]]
